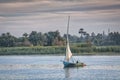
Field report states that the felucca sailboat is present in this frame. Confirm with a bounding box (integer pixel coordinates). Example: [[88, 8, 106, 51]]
[[63, 16, 86, 67]]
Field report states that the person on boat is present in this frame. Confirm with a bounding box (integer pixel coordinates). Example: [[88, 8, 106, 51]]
[[76, 61, 79, 63]]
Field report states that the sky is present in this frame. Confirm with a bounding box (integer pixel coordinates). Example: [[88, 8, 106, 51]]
[[0, 0, 120, 37]]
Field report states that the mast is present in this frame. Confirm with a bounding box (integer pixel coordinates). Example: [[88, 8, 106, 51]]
[[67, 16, 70, 44], [65, 16, 72, 62]]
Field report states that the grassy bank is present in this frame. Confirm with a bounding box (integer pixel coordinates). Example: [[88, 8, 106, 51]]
[[0, 46, 120, 55], [0, 46, 65, 55]]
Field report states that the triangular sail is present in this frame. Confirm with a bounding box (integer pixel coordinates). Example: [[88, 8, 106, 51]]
[[65, 42, 72, 61], [65, 16, 72, 62]]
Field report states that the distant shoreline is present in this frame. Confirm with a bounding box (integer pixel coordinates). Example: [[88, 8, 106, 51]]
[[0, 53, 120, 56], [0, 46, 120, 55]]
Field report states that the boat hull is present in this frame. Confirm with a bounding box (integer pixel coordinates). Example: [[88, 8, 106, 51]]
[[63, 61, 86, 68]]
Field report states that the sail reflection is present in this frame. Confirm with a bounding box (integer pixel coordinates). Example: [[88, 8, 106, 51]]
[[64, 67, 84, 80], [64, 68, 70, 79]]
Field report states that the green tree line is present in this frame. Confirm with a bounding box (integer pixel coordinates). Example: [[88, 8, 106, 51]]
[[0, 31, 65, 47], [0, 30, 120, 47]]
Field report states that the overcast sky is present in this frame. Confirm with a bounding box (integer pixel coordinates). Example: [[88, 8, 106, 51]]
[[0, 0, 120, 37]]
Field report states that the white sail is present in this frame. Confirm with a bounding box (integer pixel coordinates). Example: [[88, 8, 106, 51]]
[[65, 16, 72, 62], [65, 42, 72, 61]]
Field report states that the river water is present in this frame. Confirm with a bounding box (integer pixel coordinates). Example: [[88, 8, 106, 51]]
[[0, 56, 120, 80]]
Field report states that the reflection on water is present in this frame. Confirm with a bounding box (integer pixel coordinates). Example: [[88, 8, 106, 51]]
[[0, 56, 120, 80], [64, 67, 86, 80], [64, 68, 70, 78], [64, 66, 83, 79]]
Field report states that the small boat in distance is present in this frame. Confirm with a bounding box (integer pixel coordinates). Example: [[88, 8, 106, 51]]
[[63, 16, 86, 68]]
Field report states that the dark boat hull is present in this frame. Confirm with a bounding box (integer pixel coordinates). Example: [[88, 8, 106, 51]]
[[63, 61, 86, 68]]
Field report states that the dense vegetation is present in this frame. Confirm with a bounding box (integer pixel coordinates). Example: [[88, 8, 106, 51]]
[[0, 29, 120, 47], [0, 45, 119, 55], [0, 31, 65, 47], [0, 28, 120, 55]]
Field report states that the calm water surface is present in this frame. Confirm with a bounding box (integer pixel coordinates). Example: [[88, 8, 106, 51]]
[[0, 55, 120, 80]]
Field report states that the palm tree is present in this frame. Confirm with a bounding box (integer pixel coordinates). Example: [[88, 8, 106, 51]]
[[79, 28, 86, 38], [23, 33, 28, 38], [2, 33, 5, 37], [7, 32, 10, 37]]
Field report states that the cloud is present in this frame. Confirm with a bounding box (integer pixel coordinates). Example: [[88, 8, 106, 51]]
[[0, 0, 120, 36], [0, 0, 36, 3]]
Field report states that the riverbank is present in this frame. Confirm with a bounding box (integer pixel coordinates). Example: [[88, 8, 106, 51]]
[[0, 46, 120, 55]]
